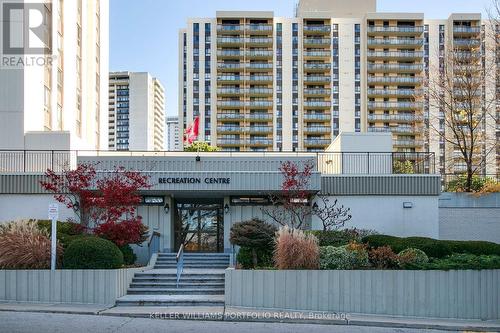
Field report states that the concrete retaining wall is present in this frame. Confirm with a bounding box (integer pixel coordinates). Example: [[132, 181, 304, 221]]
[[225, 269, 500, 320], [0, 268, 141, 305]]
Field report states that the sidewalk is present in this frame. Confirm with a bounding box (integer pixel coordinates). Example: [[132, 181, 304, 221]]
[[0, 302, 499, 332]]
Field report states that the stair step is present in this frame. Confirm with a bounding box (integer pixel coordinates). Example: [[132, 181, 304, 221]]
[[127, 288, 224, 295], [133, 277, 224, 283], [130, 283, 224, 288], [116, 300, 224, 307], [116, 295, 225, 307]]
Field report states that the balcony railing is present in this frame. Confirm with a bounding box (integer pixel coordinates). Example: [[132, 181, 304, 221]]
[[303, 25, 331, 33], [0, 150, 435, 175], [304, 126, 330, 133], [367, 38, 424, 46], [303, 38, 331, 45], [304, 113, 331, 121], [304, 75, 331, 82], [304, 63, 331, 70], [367, 64, 424, 72], [367, 102, 423, 109], [217, 50, 243, 57], [453, 26, 481, 34], [304, 101, 332, 108], [367, 26, 424, 34], [368, 76, 423, 84], [368, 114, 424, 122], [247, 126, 273, 133], [368, 126, 422, 134], [246, 63, 273, 70], [217, 24, 244, 32], [367, 51, 424, 59], [245, 24, 273, 32], [304, 50, 331, 57], [304, 88, 331, 95], [367, 88, 423, 97]]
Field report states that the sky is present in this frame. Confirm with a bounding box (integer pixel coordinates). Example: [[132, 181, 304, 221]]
[[110, 0, 491, 117]]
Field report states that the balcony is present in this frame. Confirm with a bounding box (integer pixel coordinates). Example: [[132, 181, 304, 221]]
[[367, 51, 424, 60], [217, 126, 243, 134], [367, 88, 423, 97], [304, 138, 331, 146], [248, 126, 273, 134], [217, 100, 246, 108], [248, 138, 273, 146], [304, 50, 331, 58], [393, 139, 424, 147], [248, 88, 273, 96], [217, 87, 244, 96], [368, 126, 422, 134], [304, 88, 331, 96], [367, 26, 424, 36], [304, 101, 332, 109], [304, 113, 331, 121], [247, 113, 273, 121], [248, 75, 273, 83], [304, 63, 331, 72], [453, 38, 481, 48], [367, 76, 423, 85], [367, 101, 423, 110], [217, 75, 245, 83], [304, 75, 331, 84], [303, 25, 331, 34], [245, 24, 273, 34], [367, 114, 424, 122], [453, 26, 481, 36], [217, 113, 244, 121], [246, 50, 273, 59], [303, 38, 331, 46], [246, 37, 273, 46], [367, 38, 424, 47], [217, 24, 244, 33], [217, 139, 244, 146], [367, 63, 423, 73], [248, 100, 273, 108], [245, 62, 273, 71], [304, 126, 330, 134], [217, 62, 244, 71], [217, 50, 243, 58], [217, 37, 244, 46]]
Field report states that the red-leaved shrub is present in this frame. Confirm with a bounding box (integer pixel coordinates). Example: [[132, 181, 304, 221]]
[[0, 220, 63, 269], [274, 226, 319, 269], [93, 217, 148, 247], [368, 246, 399, 269]]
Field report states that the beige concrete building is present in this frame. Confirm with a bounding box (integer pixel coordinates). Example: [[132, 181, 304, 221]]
[[179, 0, 499, 175], [0, 0, 109, 151], [108, 72, 165, 151]]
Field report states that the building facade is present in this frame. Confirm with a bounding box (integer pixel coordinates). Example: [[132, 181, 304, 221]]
[[179, 0, 499, 176], [108, 72, 165, 151], [0, 0, 109, 150], [166, 116, 181, 151]]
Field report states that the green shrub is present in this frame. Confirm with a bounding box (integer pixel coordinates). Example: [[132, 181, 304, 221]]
[[230, 219, 277, 268], [319, 243, 369, 270], [119, 244, 137, 265], [368, 246, 399, 269], [319, 246, 352, 269], [398, 248, 429, 268], [308, 229, 377, 247], [363, 234, 500, 259], [36, 220, 85, 249], [237, 246, 273, 269], [63, 236, 123, 269], [443, 240, 500, 256], [416, 254, 500, 270]]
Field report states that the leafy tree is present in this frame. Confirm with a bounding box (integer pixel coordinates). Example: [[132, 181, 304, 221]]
[[184, 141, 220, 152], [40, 163, 151, 247]]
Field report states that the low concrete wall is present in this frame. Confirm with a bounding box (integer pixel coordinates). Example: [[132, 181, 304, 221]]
[[225, 269, 500, 320], [0, 268, 141, 305], [439, 193, 500, 243]]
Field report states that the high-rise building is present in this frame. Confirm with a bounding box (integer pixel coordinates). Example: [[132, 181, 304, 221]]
[[166, 116, 181, 151], [108, 72, 165, 151], [179, 0, 499, 176], [0, 0, 109, 150]]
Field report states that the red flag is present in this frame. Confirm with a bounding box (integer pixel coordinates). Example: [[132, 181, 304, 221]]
[[184, 116, 200, 144]]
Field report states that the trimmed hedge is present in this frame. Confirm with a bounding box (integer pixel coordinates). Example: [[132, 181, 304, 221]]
[[237, 246, 273, 269], [362, 234, 500, 258], [307, 229, 377, 247], [63, 236, 124, 269], [37, 220, 85, 249], [414, 254, 500, 270]]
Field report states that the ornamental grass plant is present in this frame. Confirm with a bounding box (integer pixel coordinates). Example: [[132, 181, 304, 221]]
[[274, 226, 319, 269], [0, 220, 63, 269]]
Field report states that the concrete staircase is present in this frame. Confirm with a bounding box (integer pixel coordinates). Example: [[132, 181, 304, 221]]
[[115, 253, 229, 307]]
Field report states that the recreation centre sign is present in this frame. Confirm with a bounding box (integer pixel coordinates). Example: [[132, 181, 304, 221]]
[[158, 177, 231, 185]]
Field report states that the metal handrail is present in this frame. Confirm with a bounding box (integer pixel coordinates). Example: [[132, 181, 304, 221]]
[[148, 231, 160, 260], [176, 244, 184, 288]]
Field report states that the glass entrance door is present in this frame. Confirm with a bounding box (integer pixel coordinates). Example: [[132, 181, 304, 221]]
[[174, 202, 224, 252]]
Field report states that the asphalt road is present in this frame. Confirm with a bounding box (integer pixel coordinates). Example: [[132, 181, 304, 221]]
[[0, 311, 457, 333]]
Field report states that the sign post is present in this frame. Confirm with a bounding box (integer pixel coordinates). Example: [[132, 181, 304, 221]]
[[48, 203, 59, 271]]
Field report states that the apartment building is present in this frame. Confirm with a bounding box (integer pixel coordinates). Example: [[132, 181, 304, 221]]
[[166, 116, 181, 151], [108, 72, 165, 151], [179, 0, 499, 175], [0, 0, 109, 150]]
